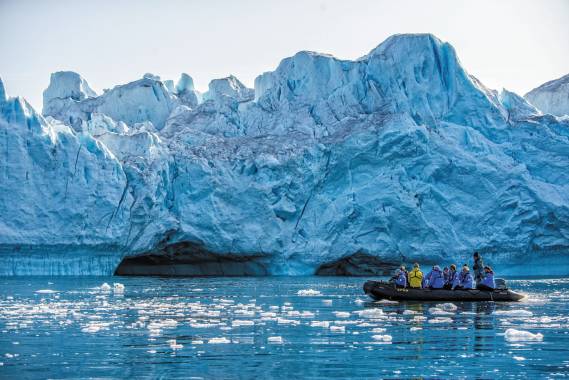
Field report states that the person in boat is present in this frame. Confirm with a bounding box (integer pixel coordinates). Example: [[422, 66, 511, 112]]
[[392, 266, 408, 288], [453, 265, 474, 290], [477, 266, 496, 291], [423, 265, 434, 288], [472, 251, 485, 287], [444, 264, 457, 290], [408, 263, 423, 289], [443, 267, 450, 285], [428, 265, 445, 289]]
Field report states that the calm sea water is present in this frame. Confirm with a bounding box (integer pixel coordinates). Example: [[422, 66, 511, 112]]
[[0, 276, 568, 379]]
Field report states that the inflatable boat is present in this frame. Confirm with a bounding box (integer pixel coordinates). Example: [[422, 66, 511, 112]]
[[363, 280, 525, 302]]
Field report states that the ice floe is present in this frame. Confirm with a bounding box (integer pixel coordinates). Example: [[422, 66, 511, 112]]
[[35, 289, 58, 294], [330, 325, 345, 333], [297, 289, 321, 296], [268, 336, 284, 344], [428, 317, 453, 324], [504, 328, 544, 342], [495, 309, 533, 317], [372, 334, 392, 342], [208, 337, 231, 344], [113, 283, 125, 293]]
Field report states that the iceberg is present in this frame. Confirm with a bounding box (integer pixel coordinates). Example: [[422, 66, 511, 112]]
[[1, 34, 569, 276]]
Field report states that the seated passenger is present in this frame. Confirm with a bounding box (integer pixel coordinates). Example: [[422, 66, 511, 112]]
[[428, 265, 445, 289], [444, 264, 457, 290], [477, 266, 495, 291], [423, 265, 435, 288], [408, 263, 423, 289], [392, 266, 408, 288], [453, 265, 474, 290]]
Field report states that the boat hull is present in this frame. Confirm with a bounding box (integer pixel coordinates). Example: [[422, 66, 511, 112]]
[[363, 280, 525, 302]]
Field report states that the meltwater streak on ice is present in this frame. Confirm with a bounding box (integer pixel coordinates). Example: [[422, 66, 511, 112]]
[[1, 277, 569, 379]]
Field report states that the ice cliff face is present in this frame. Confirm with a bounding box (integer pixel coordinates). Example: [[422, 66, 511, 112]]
[[525, 73, 569, 117], [1, 34, 569, 276]]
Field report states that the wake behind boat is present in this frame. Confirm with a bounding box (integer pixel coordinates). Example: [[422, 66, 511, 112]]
[[363, 280, 525, 302]]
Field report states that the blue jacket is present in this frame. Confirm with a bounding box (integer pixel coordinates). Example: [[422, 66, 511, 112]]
[[480, 272, 495, 289], [458, 271, 474, 289], [423, 270, 432, 288], [429, 269, 445, 289], [446, 270, 457, 286], [394, 270, 407, 287]]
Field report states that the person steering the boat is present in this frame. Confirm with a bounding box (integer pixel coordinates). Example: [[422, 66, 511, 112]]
[[453, 265, 474, 290], [408, 263, 423, 288], [428, 265, 445, 289], [392, 266, 408, 288], [477, 266, 496, 291], [472, 251, 485, 287]]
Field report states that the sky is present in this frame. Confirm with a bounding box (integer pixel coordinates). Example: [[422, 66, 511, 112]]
[[0, 0, 568, 111]]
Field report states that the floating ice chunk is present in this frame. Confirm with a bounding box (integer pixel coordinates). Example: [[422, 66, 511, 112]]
[[410, 327, 422, 332], [354, 298, 365, 305], [513, 356, 526, 361], [539, 316, 553, 324], [355, 308, 385, 319], [167, 339, 183, 350], [322, 299, 333, 305], [277, 318, 299, 325], [297, 289, 321, 296], [311, 321, 330, 328], [428, 317, 453, 324], [333, 311, 351, 318], [429, 307, 454, 316], [100, 283, 112, 291], [113, 283, 125, 293], [437, 303, 458, 312], [81, 322, 108, 333], [260, 312, 277, 318], [190, 323, 216, 328], [372, 327, 386, 333], [192, 340, 204, 345], [402, 310, 417, 315], [209, 337, 231, 344], [372, 334, 392, 342], [495, 310, 533, 317], [374, 299, 398, 304], [232, 320, 255, 327], [504, 329, 544, 342], [35, 289, 58, 294], [330, 325, 345, 333], [268, 336, 284, 344]]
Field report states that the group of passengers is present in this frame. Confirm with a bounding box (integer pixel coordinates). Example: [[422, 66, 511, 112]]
[[392, 252, 496, 291]]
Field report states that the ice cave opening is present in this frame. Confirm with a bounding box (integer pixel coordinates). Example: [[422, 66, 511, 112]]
[[114, 242, 271, 276]]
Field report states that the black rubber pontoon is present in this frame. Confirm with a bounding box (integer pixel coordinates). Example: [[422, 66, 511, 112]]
[[363, 280, 525, 302]]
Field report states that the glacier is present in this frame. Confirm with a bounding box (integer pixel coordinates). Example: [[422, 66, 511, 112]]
[[1, 33, 569, 276], [525, 73, 569, 118]]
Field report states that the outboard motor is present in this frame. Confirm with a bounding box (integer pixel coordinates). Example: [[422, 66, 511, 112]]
[[495, 278, 507, 290]]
